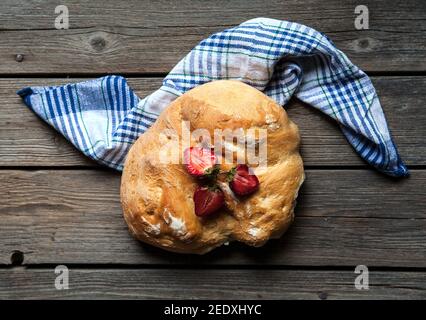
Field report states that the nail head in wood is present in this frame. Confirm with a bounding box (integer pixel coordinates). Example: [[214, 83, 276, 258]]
[[318, 292, 328, 300], [15, 54, 24, 62], [10, 250, 24, 265]]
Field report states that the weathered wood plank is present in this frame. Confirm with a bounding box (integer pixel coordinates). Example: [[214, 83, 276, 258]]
[[0, 169, 424, 266], [1, 268, 425, 299], [0, 0, 425, 73], [1, 76, 424, 167]]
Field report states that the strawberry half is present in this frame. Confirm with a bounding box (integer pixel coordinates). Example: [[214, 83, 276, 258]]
[[184, 147, 216, 177], [229, 164, 260, 196], [193, 186, 224, 217]]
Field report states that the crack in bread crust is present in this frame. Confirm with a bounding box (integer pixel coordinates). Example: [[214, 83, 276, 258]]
[[121, 80, 304, 254]]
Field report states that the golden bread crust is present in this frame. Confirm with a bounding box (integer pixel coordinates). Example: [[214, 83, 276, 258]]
[[120, 80, 304, 254]]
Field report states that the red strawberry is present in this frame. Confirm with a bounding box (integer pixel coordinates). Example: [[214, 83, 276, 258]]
[[193, 186, 224, 217], [184, 147, 216, 177], [229, 164, 259, 195]]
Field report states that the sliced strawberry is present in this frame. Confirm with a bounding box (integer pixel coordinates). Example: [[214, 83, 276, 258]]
[[229, 164, 260, 196], [193, 186, 224, 217], [184, 147, 216, 177]]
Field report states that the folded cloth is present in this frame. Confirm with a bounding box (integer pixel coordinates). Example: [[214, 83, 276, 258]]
[[17, 17, 408, 177]]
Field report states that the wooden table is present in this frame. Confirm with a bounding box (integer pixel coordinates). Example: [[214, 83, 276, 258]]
[[0, 0, 425, 299]]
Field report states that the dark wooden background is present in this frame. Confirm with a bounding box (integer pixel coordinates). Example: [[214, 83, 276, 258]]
[[0, 0, 425, 299]]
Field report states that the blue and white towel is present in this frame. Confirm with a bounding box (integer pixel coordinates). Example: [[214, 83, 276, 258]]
[[18, 18, 408, 177]]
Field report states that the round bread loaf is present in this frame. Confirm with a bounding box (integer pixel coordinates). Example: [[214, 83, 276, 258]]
[[120, 80, 304, 254]]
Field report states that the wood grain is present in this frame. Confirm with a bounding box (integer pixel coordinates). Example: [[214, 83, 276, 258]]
[[0, 0, 425, 73], [1, 76, 424, 167], [1, 268, 425, 299], [0, 169, 424, 266]]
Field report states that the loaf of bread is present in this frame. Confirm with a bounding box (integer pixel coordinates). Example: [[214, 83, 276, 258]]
[[120, 80, 304, 254]]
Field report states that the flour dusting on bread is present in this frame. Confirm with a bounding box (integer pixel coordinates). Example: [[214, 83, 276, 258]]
[[120, 80, 304, 254]]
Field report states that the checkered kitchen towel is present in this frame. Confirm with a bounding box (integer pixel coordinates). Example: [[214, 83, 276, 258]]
[[17, 18, 408, 177]]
